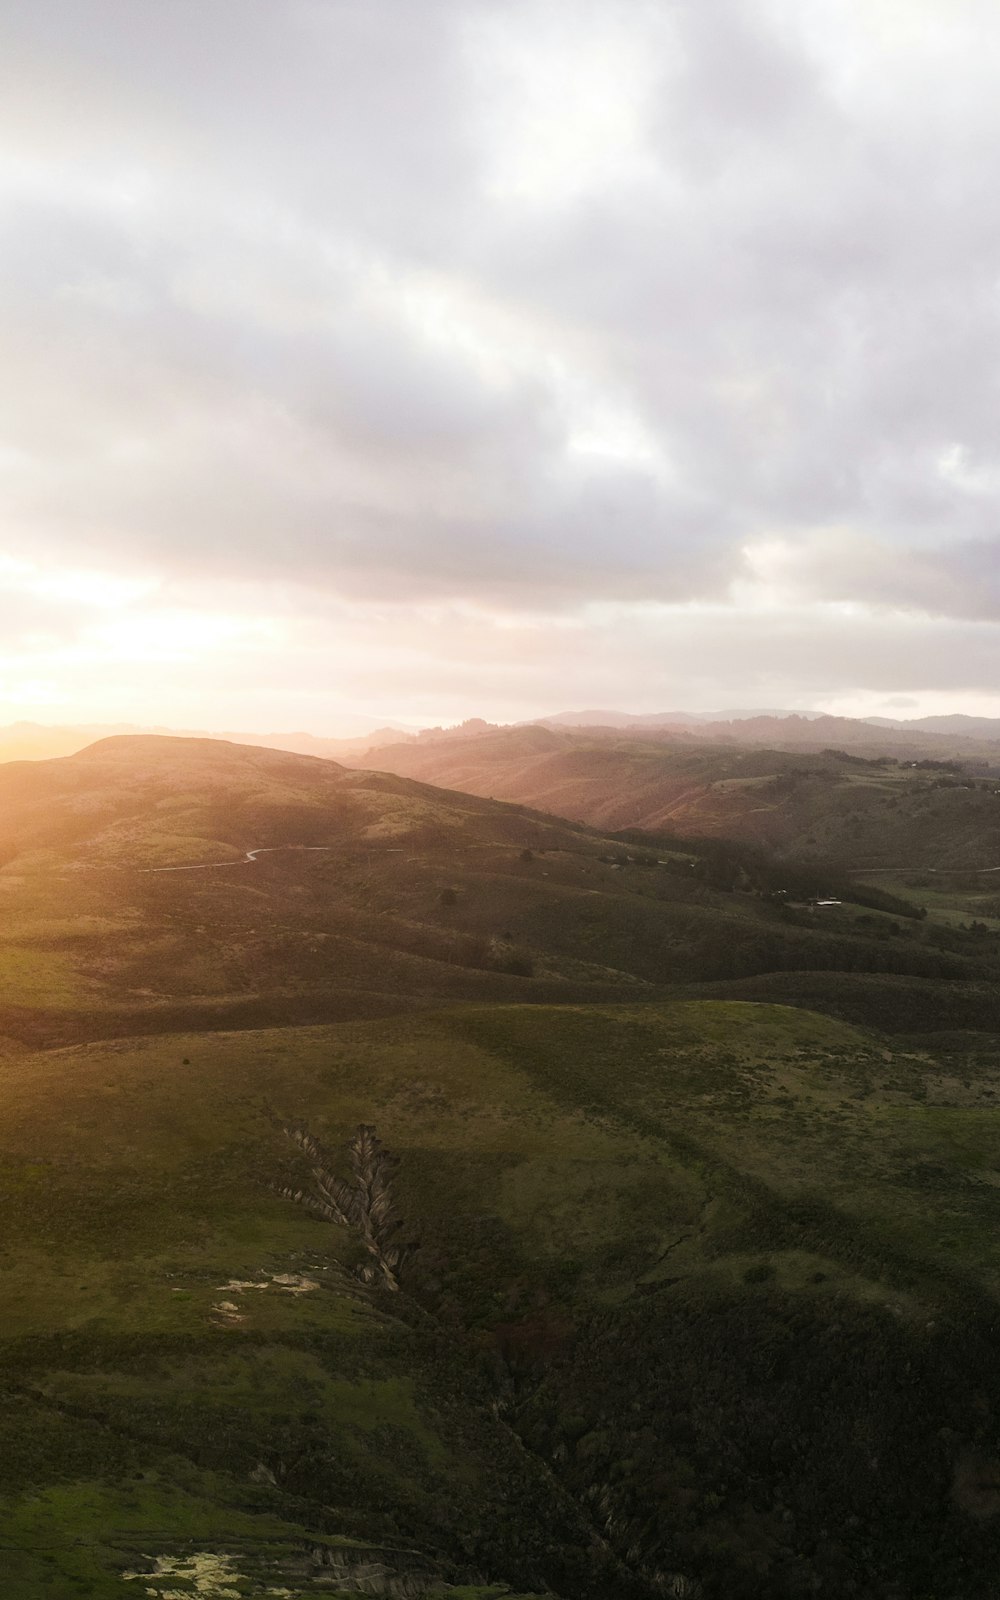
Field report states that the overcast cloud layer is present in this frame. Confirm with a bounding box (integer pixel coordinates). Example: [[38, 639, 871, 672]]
[[3, 0, 1000, 730]]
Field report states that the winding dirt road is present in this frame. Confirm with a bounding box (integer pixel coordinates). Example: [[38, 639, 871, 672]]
[[141, 845, 335, 874]]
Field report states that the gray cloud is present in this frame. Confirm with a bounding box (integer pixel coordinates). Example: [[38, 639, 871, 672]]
[[761, 531, 1000, 622], [3, 0, 1000, 724]]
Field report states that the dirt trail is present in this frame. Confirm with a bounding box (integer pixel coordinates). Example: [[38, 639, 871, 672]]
[[141, 845, 334, 873]]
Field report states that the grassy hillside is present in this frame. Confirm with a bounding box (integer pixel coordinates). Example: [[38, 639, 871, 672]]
[[2, 736, 1000, 1054], [356, 725, 1000, 868], [0, 734, 573, 868], [3, 1000, 1000, 1597], [4, 736, 1000, 1596], [0, 736, 617, 1046]]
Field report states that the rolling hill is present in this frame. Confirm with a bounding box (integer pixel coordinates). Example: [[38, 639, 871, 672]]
[[0, 721, 413, 768], [0, 735, 631, 1047], [352, 724, 1000, 868], [4, 736, 1000, 1596], [4, 734, 1000, 1053]]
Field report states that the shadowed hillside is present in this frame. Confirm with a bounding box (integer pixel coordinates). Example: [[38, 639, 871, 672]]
[[5, 1000, 1000, 1597]]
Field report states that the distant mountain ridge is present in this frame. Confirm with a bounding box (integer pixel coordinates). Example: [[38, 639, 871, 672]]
[[525, 709, 1000, 756], [9, 709, 1000, 775], [535, 707, 825, 728], [865, 713, 1000, 737], [536, 707, 1000, 738]]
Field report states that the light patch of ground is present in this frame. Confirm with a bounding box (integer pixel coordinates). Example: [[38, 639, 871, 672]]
[[217, 1274, 320, 1295], [122, 1550, 294, 1596], [209, 1300, 245, 1326], [209, 1274, 321, 1324]]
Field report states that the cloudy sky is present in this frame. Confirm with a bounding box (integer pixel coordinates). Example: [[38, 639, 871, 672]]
[[3, 0, 1000, 733]]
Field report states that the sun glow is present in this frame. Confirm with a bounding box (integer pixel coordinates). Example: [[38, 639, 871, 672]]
[[0, 555, 156, 610], [0, 552, 289, 721], [467, 6, 661, 204]]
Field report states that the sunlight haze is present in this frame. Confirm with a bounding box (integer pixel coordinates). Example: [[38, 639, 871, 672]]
[[2, 0, 999, 728]]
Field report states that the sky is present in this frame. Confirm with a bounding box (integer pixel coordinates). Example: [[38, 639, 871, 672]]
[[3, 0, 1000, 734]]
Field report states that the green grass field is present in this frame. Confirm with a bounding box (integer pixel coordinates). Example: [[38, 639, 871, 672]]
[[4, 999, 1000, 1596]]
